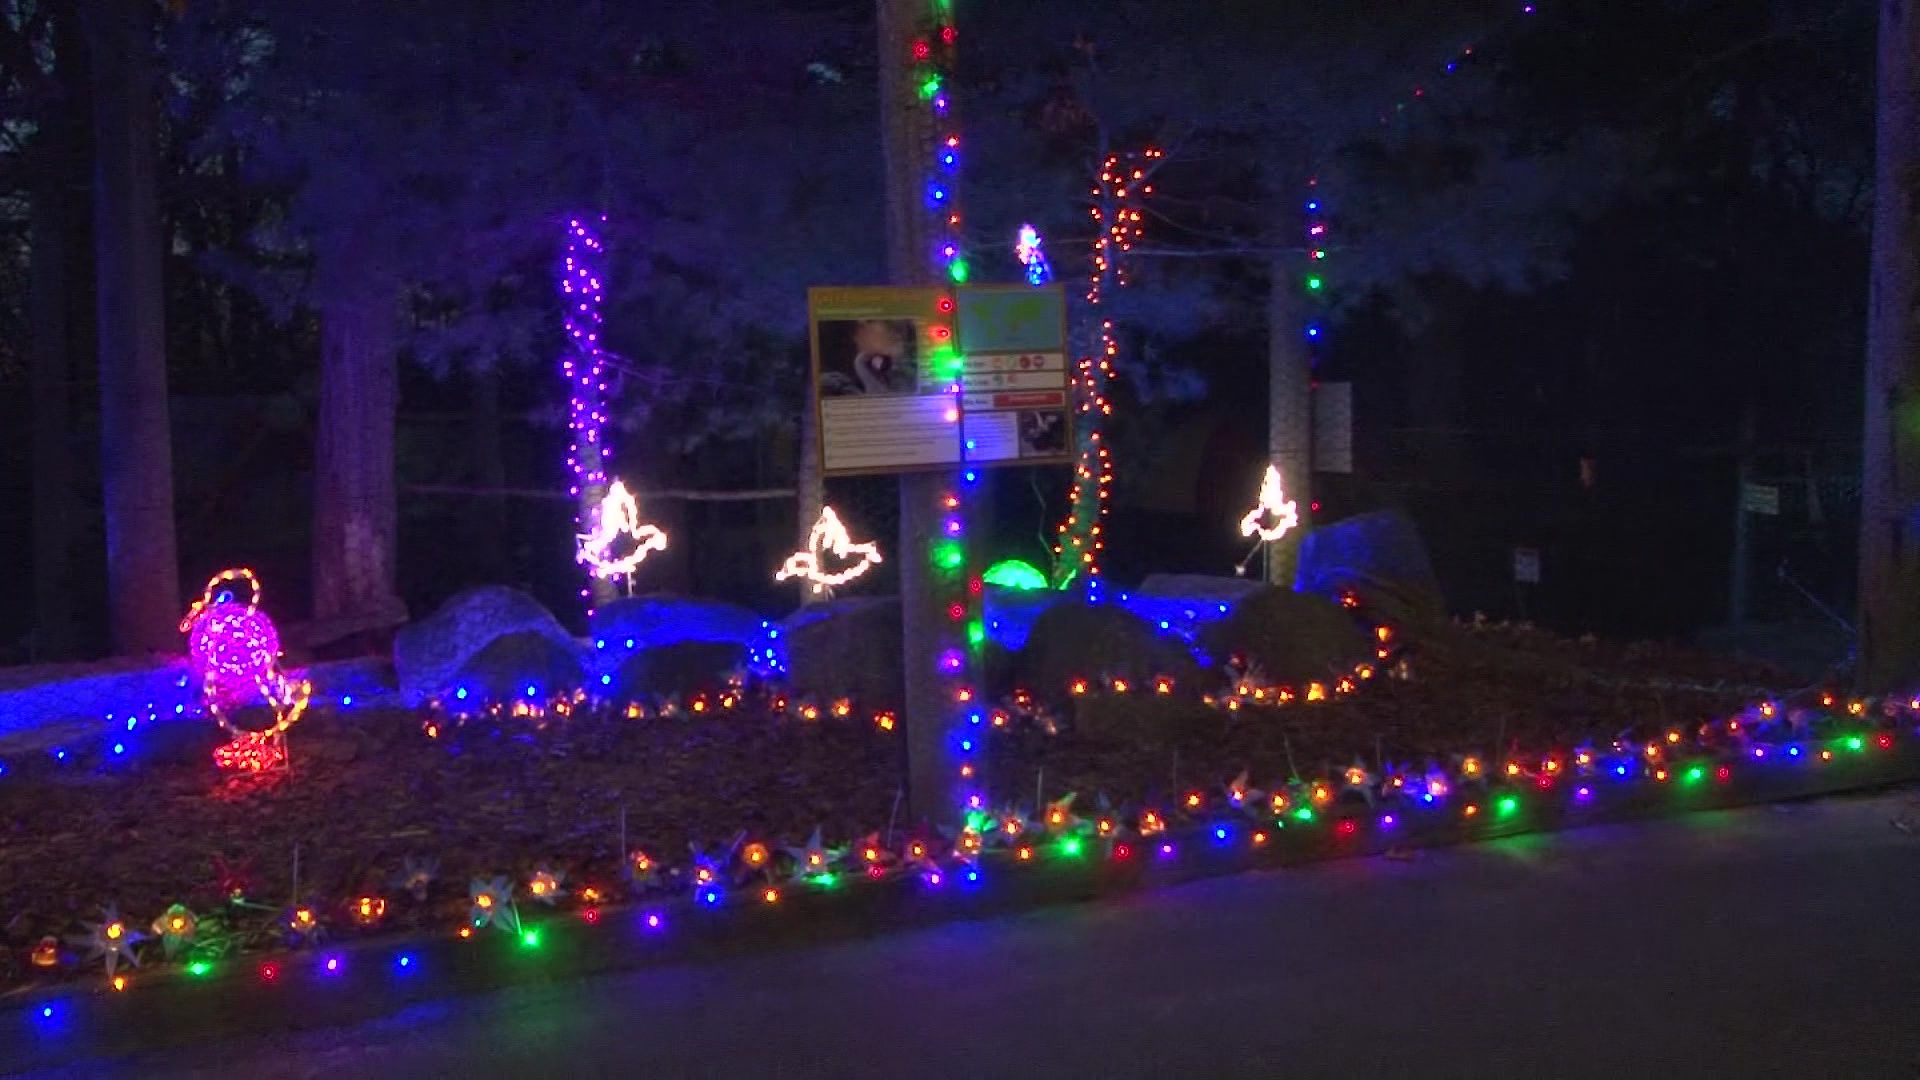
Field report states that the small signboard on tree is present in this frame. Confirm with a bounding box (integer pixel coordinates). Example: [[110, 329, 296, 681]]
[[809, 285, 1068, 476]]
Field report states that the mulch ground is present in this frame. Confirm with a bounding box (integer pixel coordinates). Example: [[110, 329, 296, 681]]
[[0, 618, 1802, 990]]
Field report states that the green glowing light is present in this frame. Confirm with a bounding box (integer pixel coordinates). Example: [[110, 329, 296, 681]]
[[1683, 765, 1706, 786], [1845, 735, 1865, 752], [983, 559, 1048, 591], [1305, 275, 1325, 291], [1495, 795, 1520, 818], [1292, 807, 1315, 824], [812, 873, 840, 890], [966, 620, 985, 648], [933, 543, 964, 571], [519, 929, 541, 950], [185, 960, 213, 978], [1058, 837, 1084, 858], [918, 75, 942, 101], [947, 258, 970, 284]]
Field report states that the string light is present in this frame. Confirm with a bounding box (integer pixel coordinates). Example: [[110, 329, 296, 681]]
[[776, 506, 884, 594], [1053, 146, 1161, 596], [559, 215, 616, 612], [576, 479, 668, 582]]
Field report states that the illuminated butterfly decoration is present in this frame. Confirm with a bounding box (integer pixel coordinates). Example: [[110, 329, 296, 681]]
[[1238, 464, 1300, 543], [776, 506, 883, 595], [577, 479, 669, 581]]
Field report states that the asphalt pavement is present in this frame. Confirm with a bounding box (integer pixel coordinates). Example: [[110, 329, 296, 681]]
[[23, 788, 1920, 1079]]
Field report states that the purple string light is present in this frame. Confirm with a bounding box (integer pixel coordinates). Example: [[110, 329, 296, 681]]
[[560, 216, 613, 609]]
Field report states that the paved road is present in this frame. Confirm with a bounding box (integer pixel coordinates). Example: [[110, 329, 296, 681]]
[[28, 790, 1920, 1079]]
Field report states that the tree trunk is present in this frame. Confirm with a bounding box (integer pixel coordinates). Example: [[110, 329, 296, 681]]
[[30, 164, 76, 660], [313, 285, 405, 626], [83, 0, 180, 655], [466, 365, 507, 582], [1857, 0, 1920, 692], [1265, 254, 1312, 585], [796, 376, 824, 605], [878, 0, 960, 821]]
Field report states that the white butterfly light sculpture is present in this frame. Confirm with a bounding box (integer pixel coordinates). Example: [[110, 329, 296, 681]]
[[777, 506, 883, 595], [1239, 464, 1300, 543], [577, 480, 669, 581]]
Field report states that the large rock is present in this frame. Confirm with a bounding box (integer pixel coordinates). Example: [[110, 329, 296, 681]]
[[1294, 510, 1445, 626], [1198, 587, 1371, 683], [609, 641, 748, 701], [450, 630, 587, 704], [982, 585, 1069, 651], [781, 597, 903, 707], [1013, 601, 1203, 703], [394, 587, 576, 705], [589, 595, 769, 655], [1133, 573, 1265, 604]]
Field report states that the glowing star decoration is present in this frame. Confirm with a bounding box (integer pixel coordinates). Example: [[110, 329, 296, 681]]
[[1015, 223, 1052, 286], [151, 904, 198, 959], [468, 877, 519, 935], [776, 506, 883, 595], [178, 568, 311, 771], [575, 479, 668, 583], [1239, 465, 1301, 543], [527, 867, 567, 906], [397, 856, 438, 902], [785, 827, 845, 879], [71, 907, 143, 978]]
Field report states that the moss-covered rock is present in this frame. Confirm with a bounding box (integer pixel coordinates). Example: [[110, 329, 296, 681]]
[[611, 641, 748, 701], [781, 597, 903, 708], [395, 587, 575, 705], [1013, 602, 1202, 703], [1199, 587, 1370, 683], [1294, 510, 1446, 630], [449, 630, 588, 704]]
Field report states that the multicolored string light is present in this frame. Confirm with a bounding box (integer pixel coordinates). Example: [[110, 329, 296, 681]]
[[911, 0, 985, 821], [1051, 147, 1161, 597], [559, 216, 615, 612], [1299, 3, 1545, 423]]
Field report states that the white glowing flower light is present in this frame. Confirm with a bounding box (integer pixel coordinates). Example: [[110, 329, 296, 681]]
[[1239, 464, 1300, 543], [777, 506, 883, 594], [576, 479, 669, 581]]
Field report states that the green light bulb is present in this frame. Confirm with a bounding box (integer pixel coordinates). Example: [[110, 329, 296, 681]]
[[947, 258, 970, 283], [1305, 275, 1324, 291], [966, 620, 985, 648], [1496, 795, 1519, 817], [918, 75, 942, 101], [1059, 837, 1084, 858], [520, 929, 541, 949], [933, 543, 964, 571], [186, 960, 213, 978], [1845, 735, 1864, 752], [1292, 807, 1315, 823]]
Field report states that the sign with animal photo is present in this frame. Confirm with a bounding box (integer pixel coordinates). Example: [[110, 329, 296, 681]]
[[810, 286, 960, 476], [809, 285, 1071, 476]]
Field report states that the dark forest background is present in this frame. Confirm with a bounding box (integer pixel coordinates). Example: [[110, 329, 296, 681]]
[[0, 0, 1874, 662]]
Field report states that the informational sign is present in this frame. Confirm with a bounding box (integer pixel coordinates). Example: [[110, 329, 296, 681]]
[[810, 285, 1069, 477], [1513, 547, 1541, 584], [1741, 482, 1780, 516], [1313, 381, 1353, 474], [810, 286, 958, 477], [957, 285, 1070, 468]]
